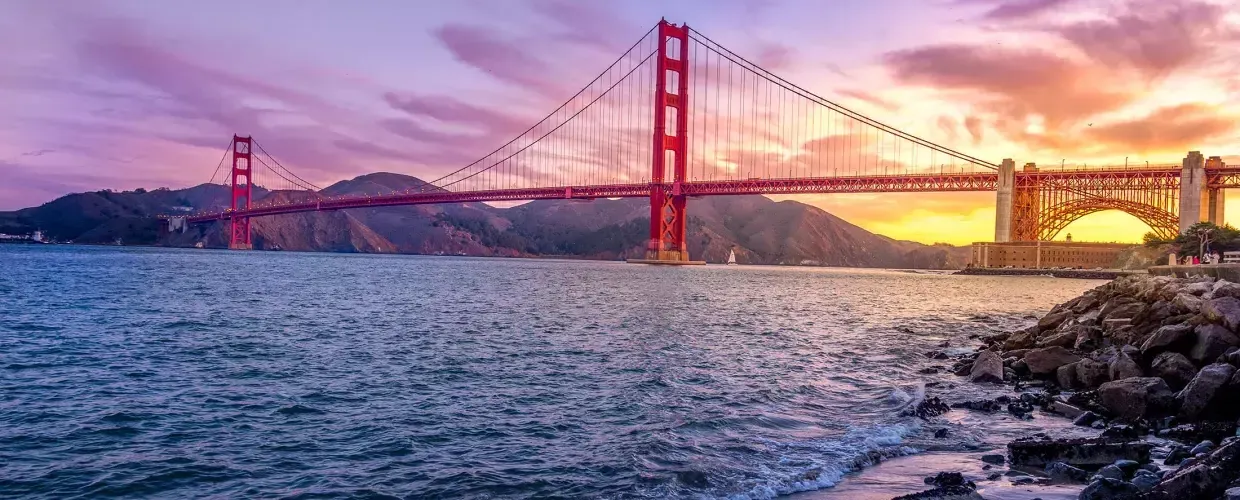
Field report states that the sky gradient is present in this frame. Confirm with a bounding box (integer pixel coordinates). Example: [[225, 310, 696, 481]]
[[1, 0, 1237, 244]]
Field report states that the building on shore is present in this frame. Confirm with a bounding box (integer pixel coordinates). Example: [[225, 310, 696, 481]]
[[970, 240, 1133, 269]]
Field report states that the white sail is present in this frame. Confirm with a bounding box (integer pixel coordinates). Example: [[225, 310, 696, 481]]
[[727, 249, 737, 265]]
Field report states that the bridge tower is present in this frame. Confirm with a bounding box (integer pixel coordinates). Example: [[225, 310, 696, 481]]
[[641, 20, 697, 264], [229, 135, 253, 250], [994, 159, 1015, 242]]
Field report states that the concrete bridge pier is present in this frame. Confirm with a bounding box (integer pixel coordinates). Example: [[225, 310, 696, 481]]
[[1180, 151, 1206, 234], [1206, 155, 1227, 225], [994, 159, 1015, 242]]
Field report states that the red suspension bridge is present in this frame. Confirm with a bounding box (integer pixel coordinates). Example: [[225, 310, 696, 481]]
[[174, 20, 1238, 261]]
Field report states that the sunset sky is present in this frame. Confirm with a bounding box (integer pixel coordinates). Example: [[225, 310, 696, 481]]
[[1, 0, 1237, 244]]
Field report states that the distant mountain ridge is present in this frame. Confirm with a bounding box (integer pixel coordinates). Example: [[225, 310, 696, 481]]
[[0, 172, 970, 268]]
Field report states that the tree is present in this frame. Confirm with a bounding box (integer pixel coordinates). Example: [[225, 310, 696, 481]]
[[1166, 222, 1240, 257]]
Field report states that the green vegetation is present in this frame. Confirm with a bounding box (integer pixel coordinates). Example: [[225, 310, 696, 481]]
[[1143, 221, 1240, 257]]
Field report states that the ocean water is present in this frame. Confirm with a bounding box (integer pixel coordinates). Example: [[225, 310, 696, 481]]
[[0, 245, 1103, 499]]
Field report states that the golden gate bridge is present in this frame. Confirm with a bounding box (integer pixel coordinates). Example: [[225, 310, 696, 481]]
[[171, 20, 1240, 262]]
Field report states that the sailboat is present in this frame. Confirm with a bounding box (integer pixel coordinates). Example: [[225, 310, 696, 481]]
[[727, 249, 738, 266]]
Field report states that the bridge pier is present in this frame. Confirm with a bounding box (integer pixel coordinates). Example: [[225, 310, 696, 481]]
[[1207, 156, 1227, 226], [994, 159, 1015, 242], [1180, 151, 1206, 234]]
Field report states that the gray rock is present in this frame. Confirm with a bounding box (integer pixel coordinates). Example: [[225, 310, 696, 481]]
[[1213, 280, 1240, 299], [968, 350, 1004, 384], [1142, 323, 1196, 357], [1036, 329, 1078, 348], [1152, 351, 1199, 390], [1045, 461, 1089, 482], [1008, 435, 1153, 468], [1002, 327, 1039, 351], [1113, 459, 1141, 475], [1076, 326, 1104, 350], [1204, 296, 1240, 331], [1099, 377, 1176, 420], [1178, 363, 1236, 419], [1164, 445, 1191, 465], [1057, 362, 1079, 389], [1191, 440, 1215, 456], [1174, 292, 1204, 313], [1184, 281, 1215, 296], [1132, 470, 1160, 491], [1077, 358, 1111, 388], [1191, 324, 1240, 366], [1226, 486, 1240, 500], [1094, 464, 1124, 481], [1025, 346, 1082, 375], [1102, 298, 1146, 321], [1110, 352, 1143, 381], [1037, 309, 1073, 331], [1080, 478, 1141, 500], [980, 454, 1004, 465], [1221, 347, 1240, 366], [1074, 411, 1100, 426], [1149, 437, 1240, 499]]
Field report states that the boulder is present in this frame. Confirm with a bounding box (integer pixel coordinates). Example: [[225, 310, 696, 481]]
[[1008, 435, 1153, 468], [1109, 352, 1143, 381], [980, 454, 1004, 465], [1174, 292, 1205, 313], [1094, 464, 1124, 481], [1132, 469, 1160, 491], [892, 486, 983, 500], [1057, 362, 1079, 389], [1025, 346, 1081, 375], [1220, 347, 1240, 366], [1204, 296, 1240, 331], [1141, 323, 1196, 357], [1002, 328, 1039, 351], [1147, 437, 1240, 500], [1190, 324, 1240, 366], [1099, 377, 1176, 420], [1077, 358, 1111, 388], [1183, 281, 1215, 296], [1036, 329, 1079, 348], [1226, 486, 1240, 500], [1045, 461, 1090, 482], [968, 350, 1004, 384], [1101, 298, 1146, 321], [1079, 478, 1141, 499], [1037, 309, 1073, 331], [1151, 352, 1199, 390], [1214, 280, 1240, 299], [1177, 363, 1236, 419], [1075, 326, 1104, 351]]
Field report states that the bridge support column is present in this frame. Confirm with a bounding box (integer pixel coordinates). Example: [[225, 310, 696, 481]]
[[1011, 163, 1040, 241], [1179, 151, 1206, 234], [1207, 156, 1226, 226], [631, 20, 702, 265], [229, 135, 254, 250], [994, 159, 1015, 242]]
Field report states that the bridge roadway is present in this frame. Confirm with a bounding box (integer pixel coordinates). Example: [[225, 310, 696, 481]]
[[185, 165, 1240, 224]]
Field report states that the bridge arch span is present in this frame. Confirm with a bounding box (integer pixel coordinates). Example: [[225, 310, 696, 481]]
[[1037, 198, 1179, 242]]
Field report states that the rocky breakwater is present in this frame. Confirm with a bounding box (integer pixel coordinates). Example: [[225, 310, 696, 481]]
[[958, 275, 1240, 499]]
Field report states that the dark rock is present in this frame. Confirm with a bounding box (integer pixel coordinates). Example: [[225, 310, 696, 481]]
[[1075, 411, 1101, 427], [1079, 477, 1141, 500], [1003, 348, 1033, 359], [892, 486, 983, 500], [935, 428, 949, 438], [919, 366, 941, 374], [1132, 469, 1160, 491], [1164, 446, 1191, 465], [1025, 346, 1082, 375], [1147, 437, 1240, 499], [1212, 280, 1240, 299], [1190, 324, 1240, 366], [1076, 326, 1105, 351], [1191, 440, 1216, 456], [1174, 292, 1204, 313], [1101, 424, 1141, 440], [1110, 352, 1143, 381], [928, 471, 965, 487], [1008, 435, 1154, 468], [968, 350, 1004, 384], [1094, 464, 1124, 481], [1057, 362, 1079, 389], [981, 454, 1005, 465], [1002, 327, 1039, 351], [1102, 298, 1145, 321], [1152, 352, 1198, 390], [1112, 459, 1141, 475], [1038, 309, 1073, 331], [1003, 367, 1017, 381], [1077, 358, 1111, 388], [1037, 329, 1078, 348], [951, 399, 1002, 413], [1159, 422, 1240, 444], [1220, 347, 1240, 366], [1142, 323, 1196, 358], [1011, 359, 1029, 374], [1226, 486, 1240, 500], [926, 350, 950, 360], [986, 472, 1002, 481], [1011, 476, 1035, 485], [1045, 461, 1090, 482], [952, 363, 973, 377], [1178, 363, 1236, 420], [1099, 377, 1176, 420], [908, 397, 951, 419], [1203, 296, 1240, 331]]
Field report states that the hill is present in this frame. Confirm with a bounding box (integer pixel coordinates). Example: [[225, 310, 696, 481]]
[[1, 173, 971, 268]]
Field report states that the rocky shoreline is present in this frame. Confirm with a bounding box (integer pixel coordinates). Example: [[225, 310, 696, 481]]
[[896, 274, 1240, 500]]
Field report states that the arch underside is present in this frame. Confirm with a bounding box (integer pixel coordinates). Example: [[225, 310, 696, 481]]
[[1038, 197, 1178, 241]]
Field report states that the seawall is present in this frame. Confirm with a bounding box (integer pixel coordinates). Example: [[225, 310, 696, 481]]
[[1148, 263, 1240, 281], [954, 268, 1141, 280]]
